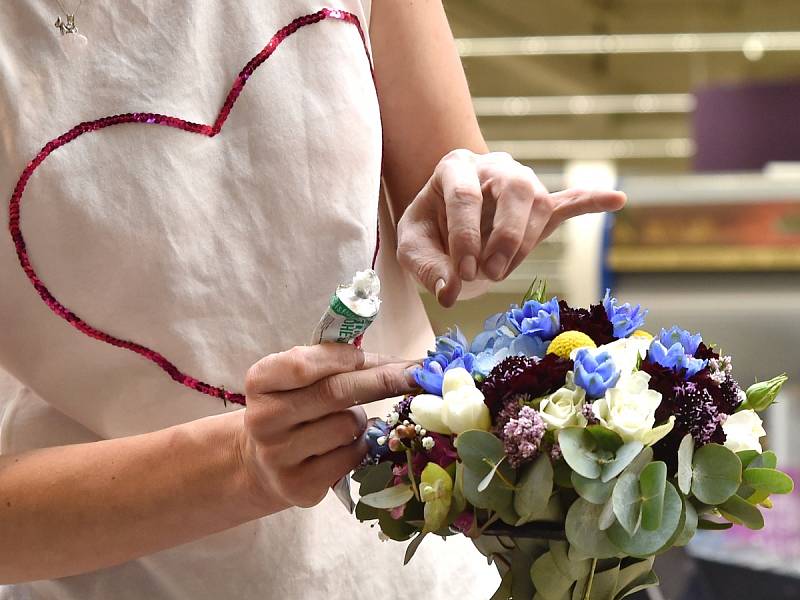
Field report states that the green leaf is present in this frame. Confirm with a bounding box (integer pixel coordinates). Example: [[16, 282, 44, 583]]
[[572, 472, 615, 505], [403, 532, 427, 565], [673, 500, 698, 547], [456, 430, 507, 475], [490, 569, 513, 600], [559, 428, 602, 479], [377, 510, 417, 541], [691, 443, 742, 505], [719, 494, 764, 530], [515, 454, 554, 523], [740, 373, 788, 412], [553, 459, 575, 488], [463, 466, 518, 525], [622, 446, 653, 478], [353, 461, 392, 492], [614, 570, 659, 600], [523, 277, 548, 304], [697, 518, 733, 530], [598, 497, 616, 531], [601, 441, 645, 483], [588, 562, 621, 600], [614, 557, 655, 598], [677, 434, 695, 495], [531, 552, 574, 600], [749, 450, 777, 470], [587, 425, 624, 452], [354, 500, 382, 522], [743, 468, 794, 495], [479, 457, 507, 492], [736, 450, 760, 469], [360, 484, 415, 509], [607, 482, 684, 557], [639, 461, 667, 531], [612, 472, 642, 536], [511, 546, 536, 600], [549, 541, 591, 581], [565, 498, 620, 559]]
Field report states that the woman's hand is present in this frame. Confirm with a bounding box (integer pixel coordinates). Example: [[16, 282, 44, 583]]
[[396, 149, 627, 307], [238, 344, 416, 509]]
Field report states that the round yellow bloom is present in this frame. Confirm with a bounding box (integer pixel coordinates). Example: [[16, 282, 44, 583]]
[[631, 329, 654, 340], [547, 330, 596, 359]]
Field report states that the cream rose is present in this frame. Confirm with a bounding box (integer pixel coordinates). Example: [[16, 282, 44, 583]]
[[539, 385, 587, 430], [722, 409, 766, 453], [592, 371, 674, 445], [588, 336, 652, 375]]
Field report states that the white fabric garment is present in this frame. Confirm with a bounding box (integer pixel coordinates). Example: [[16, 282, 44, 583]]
[[0, 2, 499, 598]]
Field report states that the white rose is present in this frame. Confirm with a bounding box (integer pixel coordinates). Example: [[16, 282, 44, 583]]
[[442, 386, 491, 434], [539, 386, 587, 430], [410, 394, 452, 435], [722, 410, 766, 453], [442, 367, 476, 396], [592, 371, 674, 445]]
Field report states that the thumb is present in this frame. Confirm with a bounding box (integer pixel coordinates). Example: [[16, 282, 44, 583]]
[[540, 188, 627, 240], [396, 226, 462, 308]]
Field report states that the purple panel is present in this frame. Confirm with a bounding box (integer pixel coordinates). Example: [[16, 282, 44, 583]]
[[693, 80, 800, 172]]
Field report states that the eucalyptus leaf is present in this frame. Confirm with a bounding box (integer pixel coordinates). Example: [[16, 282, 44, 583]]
[[587, 425, 624, 452], [639, 461, 667, 531], [490, 569, 513, 600], [598, 497, 616, 531], [360, 484, 414, 509], [403, 533, 427, 565], [742, 468, 794, 494], [719, 494, 764, 530], [691, 443, 742, 505], [353, 461, 392, 492], [607, 482, 684, 557], [463, 466, 518, 525], [354, 500, 382, 522], [565, 497, 620, 559], [612, 472, 642, 536], [573, 472, 615, 504], [673, 500, 698, 547], [622, 446, 654, 478], [559, 428, 602, 479], [457, 430, 507, 475], [550, 541, 591, 581], [479, 457, 507, 493], [587, 562, 620, 600], [677, 434, 695, 495], [614, 570, 659, 600], [736, 450, 759, 470], [515, 454, 555, 523], [749, 450, 778, 470], [601, 441, 645, 483], [697, 518, 733, 530], [614, 557, 654, 597], [377, 510, 416, 541], [553, 459, 575, 488], [530, 552, 574, 600], [511, 545, 536, 600]]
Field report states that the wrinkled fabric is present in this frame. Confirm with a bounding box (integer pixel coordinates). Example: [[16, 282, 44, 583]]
[[0, 1, 499, 598]]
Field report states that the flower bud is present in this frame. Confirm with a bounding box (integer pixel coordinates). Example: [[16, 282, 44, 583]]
[[442, 367, 475, 396], [442, 386, 491, 434], [741, 374, 788, 412], [410, 394, 452, 435]]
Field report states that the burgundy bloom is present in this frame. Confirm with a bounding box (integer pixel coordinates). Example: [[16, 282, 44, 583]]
[[452, 510, 475, 534], [558, 300, 615, 346], [426, 433, 459, 469], [694, 341, 720, 361], [481, 355, 572, 414]]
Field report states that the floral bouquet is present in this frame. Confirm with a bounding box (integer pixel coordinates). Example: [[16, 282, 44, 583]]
[[353, 281, 794, 600]]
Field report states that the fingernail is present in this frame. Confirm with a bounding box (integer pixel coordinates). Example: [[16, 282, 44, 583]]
[[459, 255, 477, 281], [484, 253, 508, 280], [434, 278, 446, 299], [404, 365, 421, 387]]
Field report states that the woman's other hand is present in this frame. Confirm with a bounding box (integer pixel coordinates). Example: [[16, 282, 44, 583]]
[[238, 344, 416, 509], [397, 149, 627, 308]]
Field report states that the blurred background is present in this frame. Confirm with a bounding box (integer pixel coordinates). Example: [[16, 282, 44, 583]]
[[425, 1, 800, 598]]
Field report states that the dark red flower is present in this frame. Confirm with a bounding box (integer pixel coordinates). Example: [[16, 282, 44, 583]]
[[694, 342, 720, 361], [558, 300, 615, 346], [480, 354, 572, 415]]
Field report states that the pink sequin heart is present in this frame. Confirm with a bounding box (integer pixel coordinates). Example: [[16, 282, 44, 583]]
[[8, 8, 377, 406]]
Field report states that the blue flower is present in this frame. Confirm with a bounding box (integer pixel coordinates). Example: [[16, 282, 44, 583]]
[[573, 348, 621, 398], [657, 326, 702, 356], [603, 289, 647, 339], [648, 329, 707, 379], [469, 312, 548, 377], [470, 312, 516, 354], [413, 329, 477, 395], [507, 298, 560, 341]]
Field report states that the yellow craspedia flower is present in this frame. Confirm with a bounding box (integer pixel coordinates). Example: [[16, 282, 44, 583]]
[[547, 330, 596, 359], [631, 329, 654, 340]]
